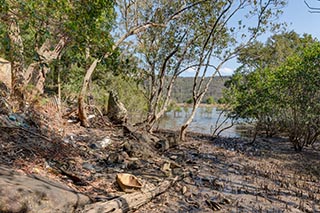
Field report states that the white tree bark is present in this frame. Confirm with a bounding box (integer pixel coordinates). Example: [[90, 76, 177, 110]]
[[24, 37, 68, 94], [7, 11, 25, 110]]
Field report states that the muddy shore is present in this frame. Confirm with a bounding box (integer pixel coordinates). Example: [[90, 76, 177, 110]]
[[0, 118, 319, 212]]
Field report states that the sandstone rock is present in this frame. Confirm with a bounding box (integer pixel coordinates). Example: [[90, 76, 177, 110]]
[[0, 166, 91, 213], [0, 57, 11, 90], [107, 91, 127, 124]]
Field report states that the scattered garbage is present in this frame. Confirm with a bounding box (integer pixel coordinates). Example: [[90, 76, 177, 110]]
[[116, 173, 143, 192], [0, 113, 30, 128], [97, 137, 112, 148], [161, 162, 172, 177], [63, 134, 76, 144]]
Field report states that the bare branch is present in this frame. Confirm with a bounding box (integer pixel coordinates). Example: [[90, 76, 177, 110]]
[[167, 0, 210, 21], [107, 22, 166, 58], [305, 0, 320, 13]]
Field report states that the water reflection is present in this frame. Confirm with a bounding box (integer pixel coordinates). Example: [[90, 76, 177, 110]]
[[157, 106, 245, 137]]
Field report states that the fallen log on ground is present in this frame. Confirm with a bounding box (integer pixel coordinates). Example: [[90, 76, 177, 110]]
[[82, 176, 178, 213]]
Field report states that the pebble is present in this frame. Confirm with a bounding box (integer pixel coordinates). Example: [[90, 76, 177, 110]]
[[182, 186, 187, 194], [170, 155, 178, 160]]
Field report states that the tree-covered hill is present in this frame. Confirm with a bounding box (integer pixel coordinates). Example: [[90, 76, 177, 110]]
[[171, 76, 230, 103]]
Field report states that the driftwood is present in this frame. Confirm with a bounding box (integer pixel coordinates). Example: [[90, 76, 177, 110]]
[[82, 176, 178, 213]]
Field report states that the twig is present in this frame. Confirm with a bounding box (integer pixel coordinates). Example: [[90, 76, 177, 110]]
[[62, 108, 78, 118], [1, 126, 52, 142]]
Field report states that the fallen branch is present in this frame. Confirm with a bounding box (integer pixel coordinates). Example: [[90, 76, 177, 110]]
[[0, 126, 52, 142], [62, 107, 78, 118], [82, 176, 178, 213]]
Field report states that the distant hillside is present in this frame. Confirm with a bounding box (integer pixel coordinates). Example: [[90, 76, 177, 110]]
[[171, 76, 230, 103]]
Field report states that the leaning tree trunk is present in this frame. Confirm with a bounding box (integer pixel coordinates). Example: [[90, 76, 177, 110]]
[[180, 102, 198, 141], [147, 76, 178, 132], [78, 59, 99, 127], [7, 12, 25, 111], [78, 23, 165, 127], [24, 37, 68, 95]]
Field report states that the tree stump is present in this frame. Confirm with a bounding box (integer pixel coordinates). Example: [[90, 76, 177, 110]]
[[107, 91, 128, 124]]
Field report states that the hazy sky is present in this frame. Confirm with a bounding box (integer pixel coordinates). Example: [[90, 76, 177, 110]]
[[218, 0, 320, 76]]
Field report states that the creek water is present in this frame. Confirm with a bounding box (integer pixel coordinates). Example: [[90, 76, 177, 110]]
[[157, 106, 247, 137]]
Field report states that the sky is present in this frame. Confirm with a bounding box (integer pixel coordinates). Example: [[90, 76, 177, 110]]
[[219, 0, 320, 76], [283, 0, 320, 39], [184, 0, 320, 77]]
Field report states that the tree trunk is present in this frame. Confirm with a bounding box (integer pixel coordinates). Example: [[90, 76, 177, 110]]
[[57, 67, 61, 112], [7, 12, 25, 111], [77, 22, 166, 127], [24, 37, 68, 94], [78, 59, 99, 127], [180, 124, 189, 141], [179, 102, 200, 141]]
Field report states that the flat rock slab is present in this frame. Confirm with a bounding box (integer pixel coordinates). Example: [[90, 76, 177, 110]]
[[0, 166, 91, 213]]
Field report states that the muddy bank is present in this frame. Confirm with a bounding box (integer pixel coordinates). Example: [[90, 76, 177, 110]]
[[138, 133, 320, 212], [0, 119, 319, 212]]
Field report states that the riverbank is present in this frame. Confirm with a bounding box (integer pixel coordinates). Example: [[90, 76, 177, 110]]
[[176, 102, 227, 109], [139, 130, 320, 212], [159, 104, 239, 137]]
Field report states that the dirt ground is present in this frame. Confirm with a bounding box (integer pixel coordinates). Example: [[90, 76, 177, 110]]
[[138, 133, 320, 212], [0, 110, 319, 212]]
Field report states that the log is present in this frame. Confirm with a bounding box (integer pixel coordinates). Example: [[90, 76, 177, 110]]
[[82, 176, 178, 213]]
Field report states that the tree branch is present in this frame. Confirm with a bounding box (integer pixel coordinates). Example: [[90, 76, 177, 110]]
[[305, 0, 320, 13]]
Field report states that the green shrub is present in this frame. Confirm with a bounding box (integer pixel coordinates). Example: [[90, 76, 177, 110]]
[[206, 96, 215, 104], [185, 98, 193, 104]]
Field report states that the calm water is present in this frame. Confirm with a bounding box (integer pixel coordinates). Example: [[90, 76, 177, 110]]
[[157, 106, 245, 137]]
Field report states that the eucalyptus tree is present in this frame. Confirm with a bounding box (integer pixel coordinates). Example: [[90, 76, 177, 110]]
[[130, 1, 204, 130], [237, 31, 315, 72], [113, 0, 286, 140], [77, 0, 210, 126], [178, 0, 287, 141], [0, 0, 115, 111]]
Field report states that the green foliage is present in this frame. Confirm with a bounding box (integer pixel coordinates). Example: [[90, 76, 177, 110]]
[[60, 64, 85, 102], [171, 77, 228, 103], [94, 73, 148, 120], [206, 96, 215, 105], [224, 67, 278, 136], [0, 0, 288, 130], [237, 31, 316, 72], [224, 32, 320, 151], [0, 0, 115, 62], [273, 42, 320, 150], [0, 23, 9, 57], [0, 0, 116, 93], [217, 97, 227, 104], [185, 98, 193, 104], [166, 101, 177, 113]]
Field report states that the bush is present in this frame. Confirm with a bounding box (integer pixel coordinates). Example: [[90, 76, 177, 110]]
[[223, 42, 320, 151], [185, 98, 193, 104], [272, 42, 320, 151], [206, 96, 215, 104]]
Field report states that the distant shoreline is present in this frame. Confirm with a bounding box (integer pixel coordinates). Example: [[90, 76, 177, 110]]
[[175, 103, 227, 109]]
